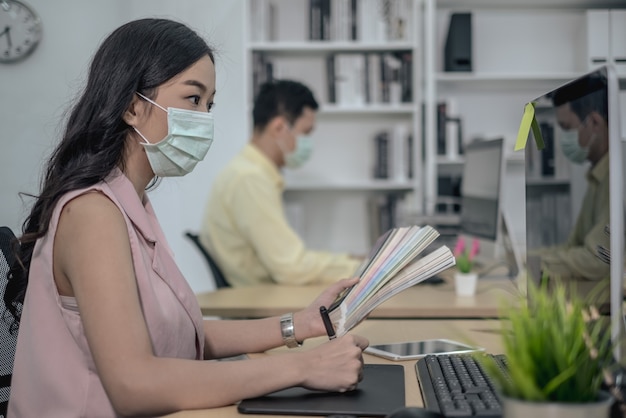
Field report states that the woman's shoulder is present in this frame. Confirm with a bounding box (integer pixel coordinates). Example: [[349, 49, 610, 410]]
[[58, 190, 124, 231]]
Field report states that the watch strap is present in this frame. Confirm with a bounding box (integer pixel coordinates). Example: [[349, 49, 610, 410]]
[[280, 312, 302, 348]]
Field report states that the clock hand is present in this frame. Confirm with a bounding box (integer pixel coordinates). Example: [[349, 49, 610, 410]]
[[0, 26, 10, 49]]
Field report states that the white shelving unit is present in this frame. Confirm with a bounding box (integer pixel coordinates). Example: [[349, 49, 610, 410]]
[[249, 41, 415, 51], [421, 0, 626, 249], [241, 0, 623, 254], [242, 0, 423, 253]]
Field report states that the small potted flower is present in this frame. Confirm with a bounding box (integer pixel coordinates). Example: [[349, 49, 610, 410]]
[[453, 236, 480, 296]]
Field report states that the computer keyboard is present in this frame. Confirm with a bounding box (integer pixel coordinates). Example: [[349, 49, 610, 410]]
[[416, 353, 508, 417]]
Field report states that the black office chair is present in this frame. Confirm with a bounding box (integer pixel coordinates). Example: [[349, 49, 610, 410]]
[[0, 227, 19, 416], [184, 231, 230, 289]]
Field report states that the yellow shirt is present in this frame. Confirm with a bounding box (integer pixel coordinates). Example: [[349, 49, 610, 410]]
[[200, 143, 361, 286], [540, 153, 611, 283]]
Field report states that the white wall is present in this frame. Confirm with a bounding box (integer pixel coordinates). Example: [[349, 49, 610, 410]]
[[1, 1, 125, 232], [1, 0, 247, 292]]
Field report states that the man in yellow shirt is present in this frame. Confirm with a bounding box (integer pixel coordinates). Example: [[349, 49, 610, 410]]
[[537, 86, 610, 300], [200, 80, 361, 286]]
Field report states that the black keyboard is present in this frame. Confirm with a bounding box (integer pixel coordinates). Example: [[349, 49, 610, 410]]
[[416, 354, 508, 417]]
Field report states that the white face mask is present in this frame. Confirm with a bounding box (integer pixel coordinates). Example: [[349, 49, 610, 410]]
[[281, 134, 313, 169], [559, 129, 595, 165], [133, 92, 214, 177]]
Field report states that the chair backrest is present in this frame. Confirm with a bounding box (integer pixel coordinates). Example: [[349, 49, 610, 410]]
[[184, 231, 231, 289], [0, 227, 19, 416]]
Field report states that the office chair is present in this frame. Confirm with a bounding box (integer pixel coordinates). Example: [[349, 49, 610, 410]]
[[184, 231, 230, 289], [0, 227, 19, 416]]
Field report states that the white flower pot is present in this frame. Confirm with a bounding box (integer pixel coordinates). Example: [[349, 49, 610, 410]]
[[501, 391, 613, 418], [454, 272, 478, 296]]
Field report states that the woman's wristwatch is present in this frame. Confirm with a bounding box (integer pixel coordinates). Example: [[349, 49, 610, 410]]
[[280, 312, 302, 348]]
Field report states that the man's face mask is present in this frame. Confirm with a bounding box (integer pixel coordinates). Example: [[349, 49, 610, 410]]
[[282, 134, 313, 169], [559, 118, 597, 165], [133, 92, 214, 177], [559, 129, 588, 164]]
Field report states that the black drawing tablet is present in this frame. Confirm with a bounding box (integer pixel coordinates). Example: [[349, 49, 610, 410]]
[[237, 363, 405, 416]]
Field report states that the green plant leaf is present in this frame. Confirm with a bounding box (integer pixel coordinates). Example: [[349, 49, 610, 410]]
[[483, 279, 614, 403]]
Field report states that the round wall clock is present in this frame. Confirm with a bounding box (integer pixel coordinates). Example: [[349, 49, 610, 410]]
[[0, 0, 42, 63]]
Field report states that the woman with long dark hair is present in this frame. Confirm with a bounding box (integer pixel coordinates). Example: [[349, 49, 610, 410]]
[[5, 18, 367, 417]]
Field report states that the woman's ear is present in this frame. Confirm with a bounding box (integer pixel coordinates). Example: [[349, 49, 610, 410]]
[[123, 94, 145, 126]]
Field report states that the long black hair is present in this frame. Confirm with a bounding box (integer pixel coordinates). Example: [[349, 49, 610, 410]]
[[5, 18, 214, 326]]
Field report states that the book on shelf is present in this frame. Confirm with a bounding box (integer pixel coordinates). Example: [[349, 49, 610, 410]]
[[251, 52, 275, 98], [367, 194, 398, 244], [253, 51, 412, 107], [309, 0, 412, 42], [326, 51, 411, 106], [324, 225, 455, 336], [250, 0, 277, 42], [372, 124, 413, 181], [526, 189, 571, 249], [526, 117, 570, 180], [435, 99, 463, 159], [539, 121, 555, 177]]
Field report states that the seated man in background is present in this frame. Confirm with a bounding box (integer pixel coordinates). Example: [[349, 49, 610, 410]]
[[536, 86, 610, 301], [200, 80, 361, 286]]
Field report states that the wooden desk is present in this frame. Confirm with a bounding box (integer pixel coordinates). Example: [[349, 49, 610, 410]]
[[196, 277, 519, 319], [164, 318, 503, 418]]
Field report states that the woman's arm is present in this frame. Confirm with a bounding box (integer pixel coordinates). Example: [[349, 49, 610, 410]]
[[54, 193, 367, 416], [201, 277, 358, 358]]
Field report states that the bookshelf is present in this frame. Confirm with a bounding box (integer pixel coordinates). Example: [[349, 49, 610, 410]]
[[421, 0, 626, 252], [242, 0, 624, 255], [243, 0, 422, 254]]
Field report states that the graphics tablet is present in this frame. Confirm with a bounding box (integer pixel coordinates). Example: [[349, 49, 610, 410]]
[[237, 363, 405, 417]]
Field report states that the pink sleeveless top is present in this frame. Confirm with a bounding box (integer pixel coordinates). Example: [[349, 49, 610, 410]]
[[8, 169, 205, 417]]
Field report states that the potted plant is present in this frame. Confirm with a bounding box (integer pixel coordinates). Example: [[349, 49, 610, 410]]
[[481, 280, 616, 418], [453, 237, 480, 296]]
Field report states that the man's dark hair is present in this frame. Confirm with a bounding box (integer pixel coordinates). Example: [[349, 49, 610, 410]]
[[551, 74, 608, 122], [252, 80, 319, 131]]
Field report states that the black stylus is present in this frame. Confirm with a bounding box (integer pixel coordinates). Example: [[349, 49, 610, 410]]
[[320, 306, 336, 340]]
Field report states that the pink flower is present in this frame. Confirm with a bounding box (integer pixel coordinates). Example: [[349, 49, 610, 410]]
[[453, 236, 465, 257], [469, 239, 480, 259], [454, 237, 480, 274]]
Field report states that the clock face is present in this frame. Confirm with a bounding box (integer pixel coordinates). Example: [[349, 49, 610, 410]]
[[0, 0, 42, 63]]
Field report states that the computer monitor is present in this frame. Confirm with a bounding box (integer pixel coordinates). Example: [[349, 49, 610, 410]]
[[524, 65, 624, 360], [457, 138, 514, 271]]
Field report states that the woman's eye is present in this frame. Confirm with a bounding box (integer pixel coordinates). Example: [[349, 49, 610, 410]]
[[189, 95, 201, 105], [207, 102, 215, 112]]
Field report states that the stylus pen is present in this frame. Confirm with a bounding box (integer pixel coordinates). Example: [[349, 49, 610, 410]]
[[319, 306, 336, 340]]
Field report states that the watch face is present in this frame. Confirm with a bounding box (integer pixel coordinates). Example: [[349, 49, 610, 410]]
[[0, 0, 42, 63]]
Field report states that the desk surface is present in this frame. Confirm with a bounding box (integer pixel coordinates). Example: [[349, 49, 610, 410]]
[[196, 276, 520, 319], [164, 318, 503, 418]]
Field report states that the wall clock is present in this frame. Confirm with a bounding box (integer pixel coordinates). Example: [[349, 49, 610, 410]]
[[0, 0, 42, 63]]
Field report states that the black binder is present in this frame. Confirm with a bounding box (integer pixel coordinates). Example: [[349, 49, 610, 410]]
[[444, 13, 472, 72]]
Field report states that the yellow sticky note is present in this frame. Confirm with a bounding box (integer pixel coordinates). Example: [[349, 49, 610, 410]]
[[514, 102, 535, 151], [530, 115, 544, 150]]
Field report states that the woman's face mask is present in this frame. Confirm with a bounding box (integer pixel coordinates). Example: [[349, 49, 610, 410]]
[[133, 92, 214, 177]]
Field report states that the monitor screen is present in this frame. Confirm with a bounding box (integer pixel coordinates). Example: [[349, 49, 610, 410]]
[[459, 138, 503, 242], [458, 138, 506, 268], [524, 66, 624, 356]]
